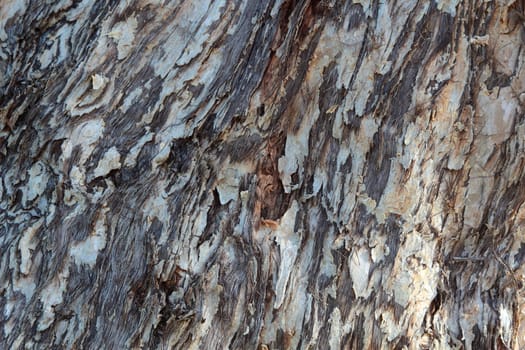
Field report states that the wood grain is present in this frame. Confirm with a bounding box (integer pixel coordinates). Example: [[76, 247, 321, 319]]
[[1, 0, 524, 349]]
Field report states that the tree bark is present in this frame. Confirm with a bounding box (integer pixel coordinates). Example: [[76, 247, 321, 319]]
[[1, 0, 525, 349]]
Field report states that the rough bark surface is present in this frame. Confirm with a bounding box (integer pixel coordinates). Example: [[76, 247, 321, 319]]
[[1, 0, 525, 349]]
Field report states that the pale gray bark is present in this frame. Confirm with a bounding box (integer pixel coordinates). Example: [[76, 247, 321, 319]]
[[1, 0, 525, 349]]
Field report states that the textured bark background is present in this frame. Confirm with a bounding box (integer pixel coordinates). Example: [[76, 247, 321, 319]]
[[1, 0, 525, 349]]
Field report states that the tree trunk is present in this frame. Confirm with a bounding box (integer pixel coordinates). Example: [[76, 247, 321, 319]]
[[1, 0, 524, 349]]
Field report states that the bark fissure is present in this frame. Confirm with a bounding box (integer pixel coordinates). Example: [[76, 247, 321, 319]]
[[1, 0, 525, 349]]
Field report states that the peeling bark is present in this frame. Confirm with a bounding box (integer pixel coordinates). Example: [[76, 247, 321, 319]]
[[1, 0, 525, 349]]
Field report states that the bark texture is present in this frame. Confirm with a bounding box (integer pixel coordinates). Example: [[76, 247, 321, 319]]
[[1, 0, 525, 349]]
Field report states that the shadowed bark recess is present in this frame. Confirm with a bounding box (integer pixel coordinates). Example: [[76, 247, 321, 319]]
[[1, 0, 525, 349]]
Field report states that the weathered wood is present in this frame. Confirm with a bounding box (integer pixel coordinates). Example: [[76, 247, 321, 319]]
[[1, 0, 524, 349]]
